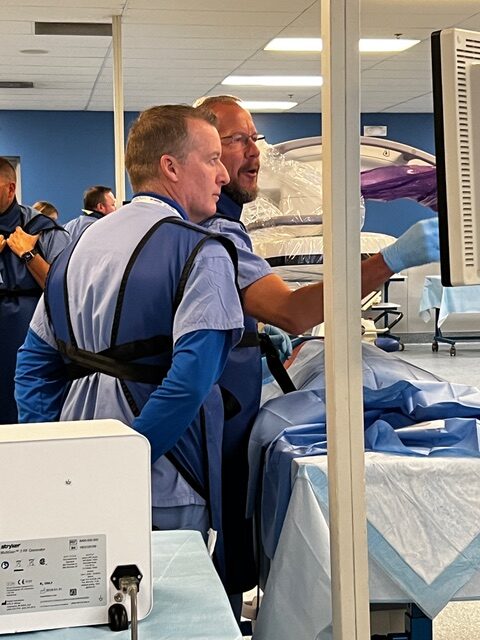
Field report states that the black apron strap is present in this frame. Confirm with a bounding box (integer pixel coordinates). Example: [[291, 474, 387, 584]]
[[259, 332, 296, 394], [236, 331, 260, 348], [58, 339, 170, 384]]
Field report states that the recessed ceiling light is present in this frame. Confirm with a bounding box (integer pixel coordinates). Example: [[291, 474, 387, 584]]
[[0, 81, 34, 89], [265, 37, 420, 53], [20, 49, 49, 55], [222, 76, 323, 87], [35, 22, 112, 37], [240, 101, 297, 111]]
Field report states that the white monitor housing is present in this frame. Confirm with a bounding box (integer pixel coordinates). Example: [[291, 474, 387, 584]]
[[432, 28, 480, 286]]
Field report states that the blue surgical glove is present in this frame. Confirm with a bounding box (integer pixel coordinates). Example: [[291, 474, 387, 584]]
[[380, 217, 440, 273], [262, 324, 293, 362]]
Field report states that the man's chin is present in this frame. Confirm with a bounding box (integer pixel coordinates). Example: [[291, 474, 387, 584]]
[[223, 183, 258, 206]]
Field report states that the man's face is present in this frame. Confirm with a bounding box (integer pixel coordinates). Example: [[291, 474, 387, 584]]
[[212, 103, 261, 205], [175, 118, 229, 223], [0, 179, 16, 215], [98, 191, 116, 215]]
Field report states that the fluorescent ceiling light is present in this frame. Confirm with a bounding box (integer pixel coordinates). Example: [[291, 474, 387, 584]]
[[222, 75, 323, 87], [265, 37, 420, 53], [265, 38, 322, 52], [240, 101, 297, 111], [360, 38, 420, 52]]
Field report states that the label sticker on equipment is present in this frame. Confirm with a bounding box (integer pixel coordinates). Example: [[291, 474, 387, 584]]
[[0, 535, 106, 615]]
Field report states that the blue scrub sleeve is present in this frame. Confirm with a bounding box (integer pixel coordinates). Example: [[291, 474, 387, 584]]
[[133, 329, 234, 463], [15, 328, 68, 423]]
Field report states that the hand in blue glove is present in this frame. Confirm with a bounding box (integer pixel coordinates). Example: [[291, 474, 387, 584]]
[[380, 217, 440, 274], [262, 324, 293, 362]]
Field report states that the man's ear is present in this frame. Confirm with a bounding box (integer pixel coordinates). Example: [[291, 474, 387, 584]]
[[159, 154, 180, 183]]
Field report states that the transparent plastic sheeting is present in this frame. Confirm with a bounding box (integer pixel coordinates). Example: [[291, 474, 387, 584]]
[[242, 140, 362, 242], [248, 230, 396, 287], [243, 143, 437, 280]]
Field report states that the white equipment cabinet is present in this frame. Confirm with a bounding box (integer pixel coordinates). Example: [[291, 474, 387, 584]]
[[0, 419, 152, 634]]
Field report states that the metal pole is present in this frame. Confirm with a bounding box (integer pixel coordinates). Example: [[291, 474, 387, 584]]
[[321, 0, 371, 638], [112, 15, 125, 205]]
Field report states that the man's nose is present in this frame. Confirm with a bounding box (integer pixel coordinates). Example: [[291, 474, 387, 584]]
[[218, 161, 230, 186], [245, 137, 260, 158]]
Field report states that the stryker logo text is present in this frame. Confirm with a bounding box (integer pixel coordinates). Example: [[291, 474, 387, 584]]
[[1, 544, 20, 549]]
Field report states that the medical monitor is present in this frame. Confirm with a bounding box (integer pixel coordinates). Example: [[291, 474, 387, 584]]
[[431, 28, 480, 286]]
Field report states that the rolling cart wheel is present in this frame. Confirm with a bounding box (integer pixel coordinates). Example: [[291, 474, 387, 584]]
[[432, 341, 439, 352], [450, 345, 456, 357], [398, 341, 405, 351]]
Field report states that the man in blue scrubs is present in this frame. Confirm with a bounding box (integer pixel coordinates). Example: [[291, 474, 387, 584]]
[[15, 107, 245, 584], [192, 95, 441, 607], [64, 185, 117, 242], [0, 156, 69, 424], [193, 95, 439, 329]]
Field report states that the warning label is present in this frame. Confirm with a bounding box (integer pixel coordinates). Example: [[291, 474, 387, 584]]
[[0, 535, 106, 615]]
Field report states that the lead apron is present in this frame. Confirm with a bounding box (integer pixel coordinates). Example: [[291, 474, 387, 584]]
[[44, 216, 241, 584], [219, 314, 261, 593], [207, 213, 296, 594], [0, 212, 64, 424]]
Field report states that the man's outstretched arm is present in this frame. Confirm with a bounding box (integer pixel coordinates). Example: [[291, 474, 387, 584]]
[[242, 217, 439, 335]]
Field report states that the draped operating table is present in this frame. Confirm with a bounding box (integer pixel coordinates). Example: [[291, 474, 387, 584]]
[[250, 341, 480, 640]]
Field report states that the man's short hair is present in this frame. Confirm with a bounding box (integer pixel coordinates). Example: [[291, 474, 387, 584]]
[[192, 95, 242, 111], [83, 185, 112, 211], [0, 158, 17, 184], [125, 104, 217, 192]]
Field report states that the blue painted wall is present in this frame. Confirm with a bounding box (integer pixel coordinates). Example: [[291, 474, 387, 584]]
[[0, 109, 435, 234], [0, 111, 116, 222]]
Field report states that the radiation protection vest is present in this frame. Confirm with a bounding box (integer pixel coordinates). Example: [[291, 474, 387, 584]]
[[44, 208, 240, 583], [0, 201, 66, 424]]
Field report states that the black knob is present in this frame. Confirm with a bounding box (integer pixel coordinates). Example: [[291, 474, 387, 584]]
[[108, 603, 129, 632]]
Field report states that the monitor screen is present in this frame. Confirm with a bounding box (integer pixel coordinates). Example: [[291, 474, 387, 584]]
[[431, 28, 480, 286]]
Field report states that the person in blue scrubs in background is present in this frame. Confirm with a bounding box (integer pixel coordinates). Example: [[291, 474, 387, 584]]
[[64, 184, 117, 242], [0, 157, 69, 424], [32, 200, 60, 221]]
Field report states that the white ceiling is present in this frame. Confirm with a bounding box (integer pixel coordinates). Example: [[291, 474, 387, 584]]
[[0, 0, 480, 113]]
